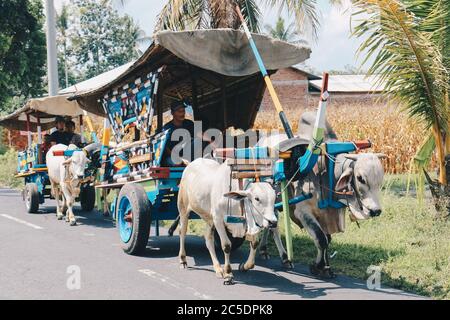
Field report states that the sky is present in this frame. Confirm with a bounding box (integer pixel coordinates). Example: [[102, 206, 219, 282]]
[[54, 0, 367, 72]]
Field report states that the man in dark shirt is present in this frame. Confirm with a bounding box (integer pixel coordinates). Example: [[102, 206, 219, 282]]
[[50, 116, 69, 146], [65, 120, 83, 147], [161, 101, 195, 165]]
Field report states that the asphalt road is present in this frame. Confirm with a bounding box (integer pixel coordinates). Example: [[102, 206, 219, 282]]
[[0, 188, 425, 300]]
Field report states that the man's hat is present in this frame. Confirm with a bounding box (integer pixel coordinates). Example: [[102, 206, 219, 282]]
[[55, 116, 65, 123], [170, 100, 186, 113]]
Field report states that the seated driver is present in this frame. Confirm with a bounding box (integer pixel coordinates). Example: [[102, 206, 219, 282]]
[[50, 116, 68, 146], [161, 101, 195, 166], [65, 120, 83, 148]]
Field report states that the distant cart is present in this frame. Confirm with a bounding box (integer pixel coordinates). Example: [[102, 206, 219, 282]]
[[0, 96, 99, 213]]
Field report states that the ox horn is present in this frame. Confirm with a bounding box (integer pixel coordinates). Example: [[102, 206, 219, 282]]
[[344, 154, 359, 161], [374, 153, 388, 159]]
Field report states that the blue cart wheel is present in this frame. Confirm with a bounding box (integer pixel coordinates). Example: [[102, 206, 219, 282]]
[[116, 184, 151, 255], [24, 183, 39, 213]]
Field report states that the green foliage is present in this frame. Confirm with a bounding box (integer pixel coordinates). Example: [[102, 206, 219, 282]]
[[264, 17, 299, 41], [68, 0, 141, 80], [156, 0, 320, 39], [0, 149, 23, 189], [0, 0, 46, 113]]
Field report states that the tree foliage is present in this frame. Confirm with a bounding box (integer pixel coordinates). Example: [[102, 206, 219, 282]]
[[0, 0, 46, 114], [68, 0, 141, 80], [264, 17, 299, 41], [156, 0, 321, 40]]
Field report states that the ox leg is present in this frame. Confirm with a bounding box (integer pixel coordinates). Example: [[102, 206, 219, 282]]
[[272, 227, 293, 269], [178, 211, 189, 269], [204, 222, 224, 278], [53, 183, 64, 220], [259, 228, 270, 260], [62, 186, 76, 226], [239, 236, 259, 272], [297, 210, 334, 278], [214, 217, 233, 283]]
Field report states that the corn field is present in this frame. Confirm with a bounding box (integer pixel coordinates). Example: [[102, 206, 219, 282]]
[[254, 102, 437, 174]]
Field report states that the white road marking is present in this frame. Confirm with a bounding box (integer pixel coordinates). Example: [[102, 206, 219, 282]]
[[138, 269, 212, 300], [0, 214, 43, 230]]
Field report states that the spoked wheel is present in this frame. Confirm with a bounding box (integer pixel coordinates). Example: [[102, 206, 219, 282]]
[[117, 184, 151, 255], [24, 183, 39, 213], [214, 229, 245, 252]]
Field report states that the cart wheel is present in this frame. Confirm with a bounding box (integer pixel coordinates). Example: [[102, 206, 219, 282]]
[[24, 183, 39, 213], [117, 184, 151, 255], [80, 184, 96, 212], [214, 229, 245, 252]]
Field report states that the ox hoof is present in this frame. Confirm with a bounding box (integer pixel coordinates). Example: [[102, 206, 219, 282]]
[[57, 215, 64, 221], [239, 263, 247, 272], [309, 264, 336, 279], [223, 276, 235, 286], [180, 262, 187, 269], [282, 259, 294, 269], [69, 220, 77, 226]]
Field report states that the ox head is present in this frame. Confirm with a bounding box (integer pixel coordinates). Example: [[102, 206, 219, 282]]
[[224, 182, 277, 236], [335, 153, 385, 220], [62, 149, 91, 182]]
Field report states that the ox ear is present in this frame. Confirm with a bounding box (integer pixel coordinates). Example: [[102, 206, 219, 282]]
[[224, 191, 250, 201], [374, 153, 387, 159], [62, 158, 72, 166], [335, 167, 354, 192]]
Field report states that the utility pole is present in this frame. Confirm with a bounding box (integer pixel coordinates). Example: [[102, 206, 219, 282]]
[[45, 0, 59, 96]]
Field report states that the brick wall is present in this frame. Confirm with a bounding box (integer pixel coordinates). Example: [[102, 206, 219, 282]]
[[260, 68, 382, 112]]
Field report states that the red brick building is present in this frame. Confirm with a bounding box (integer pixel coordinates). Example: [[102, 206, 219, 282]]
[[261, 67, 383, 111]]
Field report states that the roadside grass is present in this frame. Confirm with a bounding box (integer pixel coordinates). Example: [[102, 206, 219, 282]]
[[186, 174, 450, 299], [0, 149, 23, 189]]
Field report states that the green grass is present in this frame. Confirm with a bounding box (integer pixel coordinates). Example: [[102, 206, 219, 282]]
[[186, 174, 450, 299], [0, 149, 23, 189]]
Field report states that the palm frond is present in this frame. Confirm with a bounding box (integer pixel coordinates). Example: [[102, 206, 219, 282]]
[[353, 0, 448, 131], [262, 0, 320, 40], [155, 0, 205, 32], [238, 0, 261, 32]]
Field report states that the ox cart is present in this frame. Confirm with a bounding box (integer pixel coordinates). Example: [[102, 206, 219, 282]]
[[0, 96, 99, 213], [72, 26, 372, 259]]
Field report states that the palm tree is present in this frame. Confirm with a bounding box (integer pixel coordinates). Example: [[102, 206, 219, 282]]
[[352, 0, 449, 189], [265, 17, 299, 41], [155, 0, 321, 40]]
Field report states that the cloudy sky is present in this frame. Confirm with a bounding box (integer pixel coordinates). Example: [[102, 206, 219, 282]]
[[54, 0, 366, 72]]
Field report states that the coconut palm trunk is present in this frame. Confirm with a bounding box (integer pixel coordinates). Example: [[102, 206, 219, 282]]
[[209, 0, 240, 29]]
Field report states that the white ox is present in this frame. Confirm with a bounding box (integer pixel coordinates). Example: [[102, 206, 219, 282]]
[[178, 158, 277, 283], [46, 144, 90, 226]]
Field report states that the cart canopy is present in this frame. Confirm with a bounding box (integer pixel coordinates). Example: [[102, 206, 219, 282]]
[[0, 62, 135, 132], [72, 29, 311, 131], [0, 95, 82, 131]]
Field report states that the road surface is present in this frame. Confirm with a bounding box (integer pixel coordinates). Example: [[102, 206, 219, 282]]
[[0, 188, 425, 300]]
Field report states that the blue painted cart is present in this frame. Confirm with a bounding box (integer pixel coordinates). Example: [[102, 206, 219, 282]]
[[0, 97, 99, 213]]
